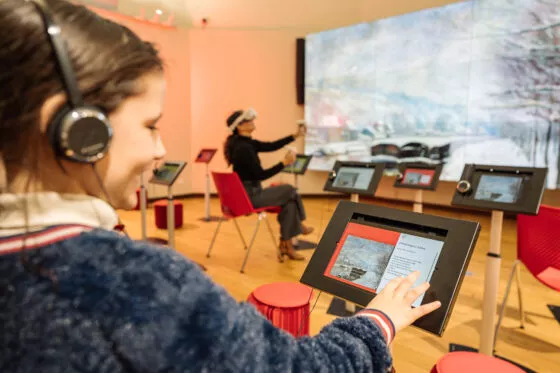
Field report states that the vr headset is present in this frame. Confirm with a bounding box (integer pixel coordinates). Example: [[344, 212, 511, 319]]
[[229, 108, 257, 133]]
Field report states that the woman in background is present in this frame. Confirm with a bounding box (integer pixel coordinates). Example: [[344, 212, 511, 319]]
[[224, 109, 311, 261], [0, 1, 441, 372]]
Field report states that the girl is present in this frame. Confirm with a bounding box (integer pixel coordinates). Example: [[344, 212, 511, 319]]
[[224, 109, 311, 260], [0, 1, 441, 372]]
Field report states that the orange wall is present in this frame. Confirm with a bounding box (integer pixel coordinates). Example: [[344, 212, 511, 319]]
[[92, 7, 192, 198]]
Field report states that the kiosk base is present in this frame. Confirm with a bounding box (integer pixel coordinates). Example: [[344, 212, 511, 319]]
[[326, 298, 364, 317], [548, 304, 560, 325], [448, 344, 535, 373], [294, 239, 316, 250], [198, 216, 221, 223]]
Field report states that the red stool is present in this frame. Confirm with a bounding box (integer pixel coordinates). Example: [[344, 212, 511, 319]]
[[431, 352, 525, 373], [247, 282, 312, 337], [154, 200, 183, 229]]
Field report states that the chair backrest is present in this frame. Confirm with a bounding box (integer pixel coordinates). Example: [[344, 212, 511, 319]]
[[212, 172, 255, 218], [517, 204, 560, 277]]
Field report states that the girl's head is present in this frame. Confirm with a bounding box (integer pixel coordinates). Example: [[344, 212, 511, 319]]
[[224, 109, 257, 165], [0, 0, 166, 209]]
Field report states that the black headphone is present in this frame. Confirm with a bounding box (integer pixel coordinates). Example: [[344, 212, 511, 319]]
[[30, 0, 112, 164]]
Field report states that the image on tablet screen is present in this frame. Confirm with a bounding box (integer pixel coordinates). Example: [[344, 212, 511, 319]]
[[474, 174, 523, 203], [154, 164, 180, 183], [332, 167, 375, 190], [285, 157, 307, 173], [324, 222, 444, 307], [402, 169, 435, 186]]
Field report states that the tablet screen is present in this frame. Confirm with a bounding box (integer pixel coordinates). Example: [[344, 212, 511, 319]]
[[474, 174, 523, 204], [402, 169, 435, 186], [324, 221, 443, 307], [285, 157, 308, 173], [153, 163, 182, 184], [332, 167, 375, 191]]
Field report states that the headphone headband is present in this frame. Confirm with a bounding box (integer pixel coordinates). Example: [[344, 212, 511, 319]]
[[229, 108, 257, 133], [28, 0, 83, 108]]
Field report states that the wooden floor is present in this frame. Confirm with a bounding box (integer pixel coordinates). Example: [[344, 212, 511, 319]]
[[119, 197, 560, 373]]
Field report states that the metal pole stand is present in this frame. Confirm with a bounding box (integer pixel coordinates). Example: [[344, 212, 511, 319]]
[[479, 210, 504, 356], [293, 173, 317, 251], [167, 185, 175, 249], [413, 189, 423, 213], [199, 163, 220, 222], [140, 174, 147, 241]]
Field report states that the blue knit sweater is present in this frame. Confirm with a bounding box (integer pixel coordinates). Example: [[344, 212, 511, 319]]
[[0, 228, 393, 373]]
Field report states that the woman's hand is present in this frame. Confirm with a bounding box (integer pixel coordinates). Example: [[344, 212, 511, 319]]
[[366, 271, 441, 333], [282, 151, 296, 166], [294, 121, 307, 138]]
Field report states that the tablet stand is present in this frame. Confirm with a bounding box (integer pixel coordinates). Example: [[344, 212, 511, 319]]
[[413, 189, 423, 213], [199, 162, 220, 222], [449, 164, 546, 369]]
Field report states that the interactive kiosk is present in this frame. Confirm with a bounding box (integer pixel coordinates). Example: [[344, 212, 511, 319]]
[[282, 154, 315, 249], [451, 164, 547, 357], [323, 161, 386, 315], [300, 200, 480, 335], [324, 161, 386, 204], [195, 148, 220, 222], [394, 162, 443, 213], [149, 161, 187, 249]]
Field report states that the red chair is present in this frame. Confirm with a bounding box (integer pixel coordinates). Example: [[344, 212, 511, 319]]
[[431, 352, 524, 373], [206, 172, 282, 273], [493, 204, 560, 347]]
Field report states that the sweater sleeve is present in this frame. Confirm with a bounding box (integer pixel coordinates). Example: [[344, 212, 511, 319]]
[[253, 135, 295, 152], [232, 142, 285, 181], [106, 242, 394, 373]]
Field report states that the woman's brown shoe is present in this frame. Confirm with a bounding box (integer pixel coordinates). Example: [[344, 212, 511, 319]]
[[279, 239, 305, 261]]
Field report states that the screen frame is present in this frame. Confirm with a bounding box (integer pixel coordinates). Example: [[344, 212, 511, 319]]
[[300, 200, 480, 336], [281, 154, 313, 175], [149, 161, 187, 186], [393, 162, 443, 191], [451, 164, 548, 215], [194, 148, 218, 164], [323, 161, 385, 196]]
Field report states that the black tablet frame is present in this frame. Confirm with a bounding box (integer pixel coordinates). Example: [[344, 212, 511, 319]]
[[282, 154, 313, 175], [451, 164, 547, 215], [300, 200, 480, 336], [149, 161, 187, 186], [323, 161, 385, 196], [394, 162, 443, 191]]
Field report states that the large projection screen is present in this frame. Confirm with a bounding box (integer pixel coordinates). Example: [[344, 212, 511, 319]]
[[304, 0, 560, 189]]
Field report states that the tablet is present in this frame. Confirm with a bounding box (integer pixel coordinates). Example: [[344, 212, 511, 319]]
[[394, 162, 443, 191], [282, 154, 313, 175], [149, 161, 187, 186], [300, 200, 480, 335], [451, 164, 547, 215], [195, 148, 218, 164], [324, 161, 385, 196]]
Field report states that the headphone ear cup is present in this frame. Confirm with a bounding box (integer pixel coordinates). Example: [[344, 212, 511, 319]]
[[46, 104, 72, 158]]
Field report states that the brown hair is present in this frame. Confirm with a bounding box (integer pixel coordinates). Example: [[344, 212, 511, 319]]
[[0, 0, 163, 186]]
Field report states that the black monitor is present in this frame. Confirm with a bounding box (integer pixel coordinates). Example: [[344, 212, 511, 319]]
[[195, 148, 218, 164], [394, 162, 443, 191], [149, 161, 187, 186], [324, 161, 385, 196], [451, 164, 547, 215], [300, 200, 480, 335], [282, 154, 313, 175]]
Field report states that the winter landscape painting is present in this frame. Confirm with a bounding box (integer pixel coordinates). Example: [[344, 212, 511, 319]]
[[304, 0, 560, 188]]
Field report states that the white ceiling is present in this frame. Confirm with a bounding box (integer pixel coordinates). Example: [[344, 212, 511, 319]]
[[81, 0, 463, 29]]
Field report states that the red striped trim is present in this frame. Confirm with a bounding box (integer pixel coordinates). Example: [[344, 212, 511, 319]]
[[356, 309, 395, 344], [0, 225, 93, 255]]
